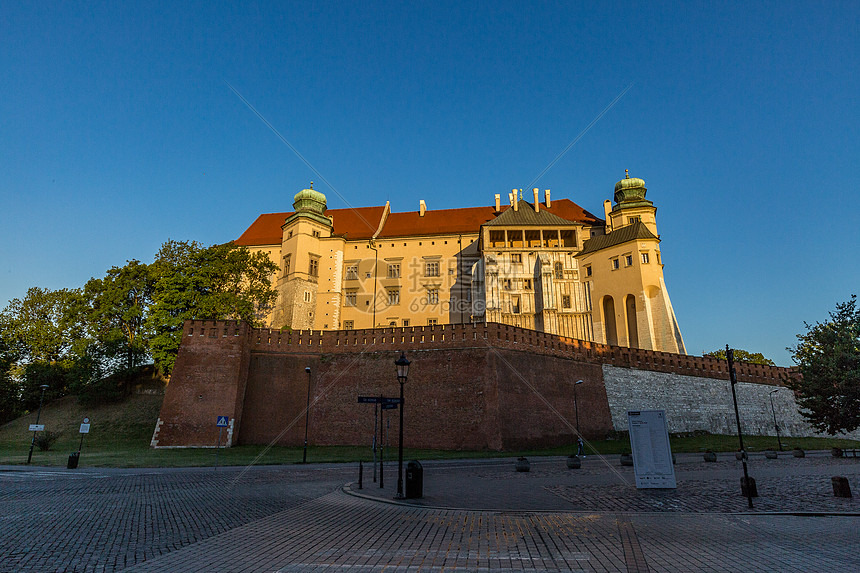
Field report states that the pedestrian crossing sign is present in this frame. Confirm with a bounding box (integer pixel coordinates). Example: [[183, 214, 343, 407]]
[[216, 416, 229, 427]]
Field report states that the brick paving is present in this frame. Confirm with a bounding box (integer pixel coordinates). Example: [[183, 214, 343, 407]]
[[0, 451, 858, 572]]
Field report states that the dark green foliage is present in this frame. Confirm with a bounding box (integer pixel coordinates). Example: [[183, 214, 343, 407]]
[[785, 296, 860, 435], [0, 340, 20, 424], [34, 430, 60, 451], [0, 287, 86, 363], [704, 348, 775, 365]]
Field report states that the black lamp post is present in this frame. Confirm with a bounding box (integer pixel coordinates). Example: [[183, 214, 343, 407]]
[[769, 388, 783, 451], [574, 380, 583, 436], [26, 384, 49, 464], [727, 345, 754, 509], [394, 352, 411, 499], [303, 366, 311, 464]]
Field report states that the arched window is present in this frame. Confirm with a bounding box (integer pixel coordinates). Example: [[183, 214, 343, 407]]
[[625, 294, 639, 349], [554, 262, 564, 279], [603, 296, 618, 346]]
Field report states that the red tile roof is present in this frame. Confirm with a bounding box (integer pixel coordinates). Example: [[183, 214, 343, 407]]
[[234, 199, 602, 246]]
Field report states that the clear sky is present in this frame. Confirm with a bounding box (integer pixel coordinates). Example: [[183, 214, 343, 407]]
[[2, 1, 858, 366]]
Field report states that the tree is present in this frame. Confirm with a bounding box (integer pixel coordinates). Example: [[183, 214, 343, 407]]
[[0, 287, 86, 364], [0, 339, 21, 424], [146, 240, 278, 375], [785, 296, 860, 435], [704, 348, 775, 365]]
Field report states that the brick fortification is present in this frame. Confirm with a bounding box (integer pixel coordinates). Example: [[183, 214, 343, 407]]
[[152, 320, 796, 450]]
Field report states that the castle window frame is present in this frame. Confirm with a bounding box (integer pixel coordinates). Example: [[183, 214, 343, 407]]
[[425, 261, 440, 277], [312, 230, 321, 238], [523, 278, 532, 290], [283, 254, 291, 277], [628, 216, 641, 224], [387, 263, 401, 279], [562, 295, 571, 309], [387, 288, 400, 306], [611, 258, 620, 270], [402, 319, 410, 327], [625, 254, 633, 267], [554, 262, 564, 279], [345, 290, 357, 307], [303, 291, 312, 303], [428, 318, 438, 326], [560, 229, 576, 248], [510, 253, 522, 264], [308, 256, 320, 277], [503, 279, 512, 290], [641, 252, 650, 264], [428, 288, 439, 305], [585, 265, 592, 277], [346, 265, 358, 280], [343, 320, 354, 330], [511, 295, 521, 314]]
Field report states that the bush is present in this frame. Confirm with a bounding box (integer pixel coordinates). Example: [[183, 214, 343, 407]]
[[34, 431, 59, 451]]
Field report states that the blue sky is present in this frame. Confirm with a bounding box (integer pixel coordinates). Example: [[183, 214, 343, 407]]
[[2, 1, 858, 365]]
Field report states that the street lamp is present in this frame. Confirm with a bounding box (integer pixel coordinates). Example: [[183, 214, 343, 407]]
[[394, 352, 411, 499], [769, 388, 783, 451], [26, 384, 49, 464], [574, 380, 583, 436], [303, 366, 311, 464]]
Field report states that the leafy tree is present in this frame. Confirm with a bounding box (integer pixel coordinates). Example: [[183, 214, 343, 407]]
[[704, 348, 775, 366], [0, 287, 86, 364], [147, 240, 277, 375], [0, 340, 21, 424], [785, 296, 860, 435], [84, 260, 153, 369]]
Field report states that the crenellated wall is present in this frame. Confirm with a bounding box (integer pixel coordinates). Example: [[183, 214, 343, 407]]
[[152, 319, 800, 450]]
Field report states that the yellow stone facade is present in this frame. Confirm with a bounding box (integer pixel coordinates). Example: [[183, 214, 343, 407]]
[[235, 175, 686, 354]]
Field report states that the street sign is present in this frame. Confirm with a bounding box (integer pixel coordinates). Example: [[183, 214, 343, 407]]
[[216, 416, 229, 427], [83, 417, 90, 424], [28, 424, 45, 432], [627, 410, 677, 489], [381, 397, 402, 405], [79, 424, 91, 434], [382, 403, 398, 410], [358, 396, 381, 404]]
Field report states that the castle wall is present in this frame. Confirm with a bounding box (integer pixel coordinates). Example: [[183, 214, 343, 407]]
[[602, 365, 860, 440], [153, 319, 805, 450]]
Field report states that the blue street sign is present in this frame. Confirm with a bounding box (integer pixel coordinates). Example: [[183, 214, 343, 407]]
[[216, 416, 229, 427]]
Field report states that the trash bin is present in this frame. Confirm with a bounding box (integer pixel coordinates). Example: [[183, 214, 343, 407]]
[[405, 460, 423, 499], [67, 451, 80, 469]]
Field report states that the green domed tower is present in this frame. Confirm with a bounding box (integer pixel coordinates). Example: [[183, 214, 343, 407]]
[[285, 183, 332, 228], [613, 171, 653, 210]]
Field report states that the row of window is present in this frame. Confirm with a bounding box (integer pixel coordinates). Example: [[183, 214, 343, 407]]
[[342, 318, 437, 330], [344, 288, 440, 307], [488, 229, 577, 249], [610, 252, 652, 270], [346, 261, 441, 280]]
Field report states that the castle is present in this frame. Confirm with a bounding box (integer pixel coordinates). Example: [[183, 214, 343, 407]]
[[235, 173, 685, 354]]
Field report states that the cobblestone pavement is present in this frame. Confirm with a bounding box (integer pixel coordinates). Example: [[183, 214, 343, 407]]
[[1, 451, 858, 572]]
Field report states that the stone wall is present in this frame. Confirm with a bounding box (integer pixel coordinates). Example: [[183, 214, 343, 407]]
[[602, 365, 860, 440]]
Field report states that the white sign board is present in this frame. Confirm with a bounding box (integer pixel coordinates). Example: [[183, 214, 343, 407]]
[[29, 424, 45, 432], [627, 410, 677, 489], [80, 424, 91, 434]]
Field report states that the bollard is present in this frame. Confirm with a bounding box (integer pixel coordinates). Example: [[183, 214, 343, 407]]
[[832, 476, 852, 498], [358, 461, 363, 490], [741, 476, 758, 498]]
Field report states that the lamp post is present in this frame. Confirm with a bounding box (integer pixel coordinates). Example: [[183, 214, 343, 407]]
[[727, 345, 754, 509], [394, 352, 411, 499], [769, 388, 783, 451], [303, 366, 311, 464], [26, 384, 49, 464], [574, 380, 583, 436]]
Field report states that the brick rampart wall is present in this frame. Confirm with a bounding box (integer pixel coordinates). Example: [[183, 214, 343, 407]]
[[152, 320, 795, 450]]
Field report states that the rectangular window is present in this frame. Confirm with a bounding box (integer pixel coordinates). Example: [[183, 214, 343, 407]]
[[625, 255, 633, 267], [387, 263, 400, 278], [525, 230, 541, 248], [402, 319, 410, 327], [387, 288, 400, 305], [428, 318, 437, 326], [543, 230, 559, 248], [510, 253, 522, 264], [308, 257, 319, 277], [641, 252, 650, 264], [554, 262, 564, 279], [504, 279, 512, 290], [489, 230, 505, 248], [425, 261, 440, 277], [560, 230, 576, 248], [562, 295, 571, 309], [283, 254, 291, 276], [511, 295, 521, 314], [628, 216, 641, 224], [312, 230, 321, 237], [346, 265, 358, 280], [345, 290, 357, 306], [523, 279, 532, 290], [343, 320, 354, 330], [612, 258, 619, 270], [585, 265, 592, 277], [428, 288, 439, 304], [303, 291, 312, 303], [507, 230, 524, 248]]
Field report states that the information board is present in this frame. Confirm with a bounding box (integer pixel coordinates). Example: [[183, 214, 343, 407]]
[[627, 410, 677, 489]]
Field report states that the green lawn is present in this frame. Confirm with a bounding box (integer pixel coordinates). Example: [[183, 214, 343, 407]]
[[2, 393, 858, 468]]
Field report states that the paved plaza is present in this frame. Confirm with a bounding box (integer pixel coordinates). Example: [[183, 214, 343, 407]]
[[1, 451, 859, 572]]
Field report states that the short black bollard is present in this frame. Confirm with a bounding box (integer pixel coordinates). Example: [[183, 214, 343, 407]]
[[740, 476, 758, 498], [358, 461, 363, 490], [67, 451, 80, 470], [832, 476, 852, 498]]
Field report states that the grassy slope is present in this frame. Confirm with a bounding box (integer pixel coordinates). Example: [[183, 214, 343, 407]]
[[2, 389, 859, 468]]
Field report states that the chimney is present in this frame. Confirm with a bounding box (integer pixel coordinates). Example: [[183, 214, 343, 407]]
[[603, 199, 613, 233], [512, 189, 519, 211], [494, 194, 501, 212], [545, 189, 551, 208], [532, 188, 540, 212], [419, 199, 427, 217]]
